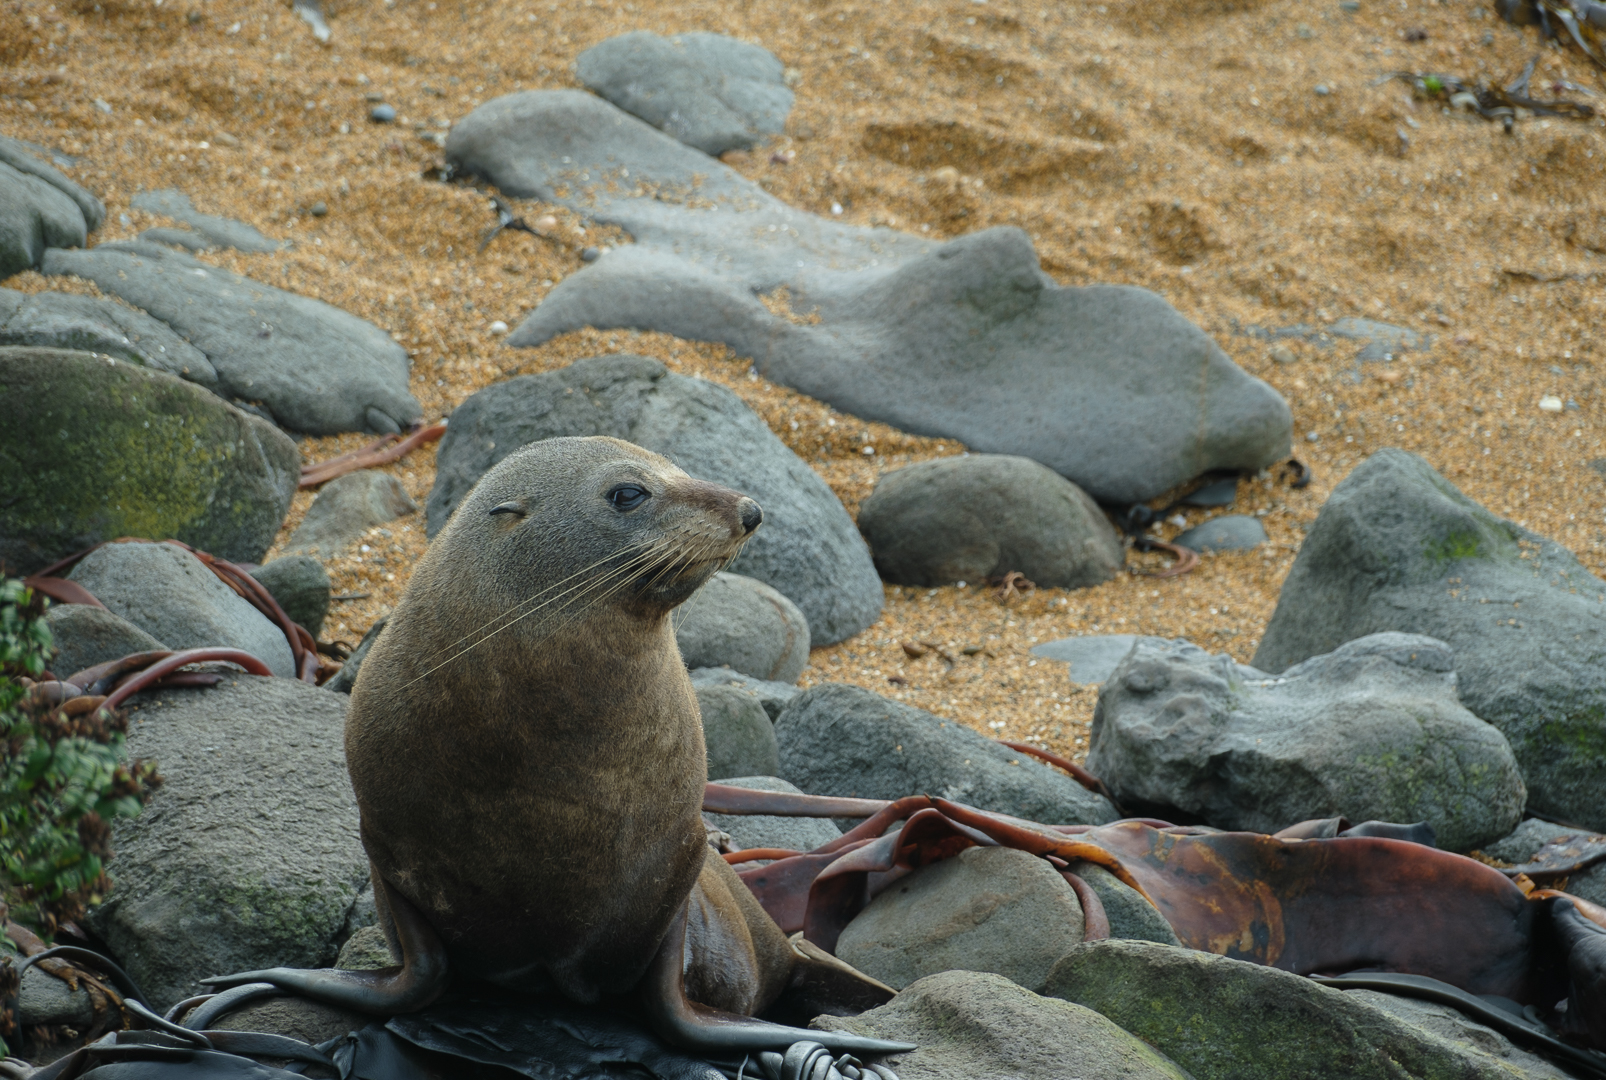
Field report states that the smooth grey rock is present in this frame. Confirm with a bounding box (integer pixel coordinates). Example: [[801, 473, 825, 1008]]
[[1030, 635, 1138, 685], [324, 615, 387, 694], [676, 571, 809, 683], [68, 542, 296, 678], [138, 226, 218, 252], [1341, 989, 1572, 1079], [0, 134, 105, 232], [1329, 316, 1425, 363], [1063, 861, 1180, 946], [1044, 940, 1560, 1080], [252, 555, 331, 638], [41, 242, 421, 435], [3, 937, 97, 1027], [698, 683, 780, 780], [1087, 633, 1524, 851], [576, 31, 793, 156], [44, 603, 169, 679], [427, 354, 880, 644], [130, 189, 284, 253], [448, 90, 1291, 505], [0, 287, 218, 386], [1253, 448, 1606, 830], [86, 676, 368, 1010], [1482, 818, 1578, 863], [0, 347, 300, 574], [702, 775, 839, 856], [776, 682, 1118, 825], [212, 998, 366, 1046], [858, 455, 1124, 589], [687, 666, 800, 721], [0, 161, 87, 280], [837, 846, 1085, 993], [336, 924, 395, 971], [288, 470, 417, 557], [1173, 513, 1267, 553], [814, 969, 1191, 1080]]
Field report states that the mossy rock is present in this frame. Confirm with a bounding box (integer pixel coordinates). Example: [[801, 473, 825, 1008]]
[[1043, 939, 1548, 1080], [0, 346, 299, 573]]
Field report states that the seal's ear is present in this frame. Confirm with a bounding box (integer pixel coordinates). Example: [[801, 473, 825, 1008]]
[[489, 502, 527, 517]]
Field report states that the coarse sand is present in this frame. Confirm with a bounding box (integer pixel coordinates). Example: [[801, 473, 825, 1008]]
[[4, 0, 1604, 770]]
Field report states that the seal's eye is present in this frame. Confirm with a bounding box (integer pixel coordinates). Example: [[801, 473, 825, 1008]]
[[489, 502, 525, 517], [608, 484, 650, 511]]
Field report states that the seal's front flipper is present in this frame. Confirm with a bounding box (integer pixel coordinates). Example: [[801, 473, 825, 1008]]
[[641, 897, 914, 1056], [202, 877, 447, 1016]]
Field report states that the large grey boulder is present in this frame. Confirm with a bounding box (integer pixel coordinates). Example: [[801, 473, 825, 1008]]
[[1340, 989, 1572, 1079], [1031, 634, 1138, 685], [776, 683, 1118, 825], [697, 682, 779, 780], [86, 676, 369, 1010], [857, 454, 1123, 588], [836, 846, 1085, 993], [676, 571, 809, 683], [251, 555, 332, 639], [702, 775, 840, 855], [41, 242, 421, 435], [131, 189, 284, 253], [0, 288, 218, 386], [1086, 633, 1525, 851], [44, 603, 169, 679], [0, 161, 88, 281], [1063, 861, 1180, 946], [1253, 448, 1606, 830], [287, 469, 418, 557], [1044, 940, 1565, 1080], [448, 90, 1291, 505], [0, 347, 299, 574], [576, 32, 793, 156], [0, 135, 105, 232], [814, 969, 1192, 1080], [688, 666, 800, 720], [427, 354, 880, 644], [68, 542, 297, 678]]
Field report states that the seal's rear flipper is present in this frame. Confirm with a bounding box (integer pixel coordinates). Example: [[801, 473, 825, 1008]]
[[642, 897, 914, 1056], [201, 877, 448, 1016]]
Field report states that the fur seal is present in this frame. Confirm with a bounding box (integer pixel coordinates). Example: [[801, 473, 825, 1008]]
[[207, 436, 908, 1055]]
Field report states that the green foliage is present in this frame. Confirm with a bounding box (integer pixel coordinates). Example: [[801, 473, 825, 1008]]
[[0, 581, 161, 938]]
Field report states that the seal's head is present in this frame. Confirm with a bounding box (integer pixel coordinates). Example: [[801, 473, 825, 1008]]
[[440, 435, 763, 620]]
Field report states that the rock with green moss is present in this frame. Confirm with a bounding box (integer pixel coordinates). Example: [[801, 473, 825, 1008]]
[[0, 346, 299, 575], [84, 675, 367, 1009], [814, 969, 1192, 1080], [1253, 448, 1606, 831], [1085, 632, 1524, 851], [1043, 940, 1557, 1080]]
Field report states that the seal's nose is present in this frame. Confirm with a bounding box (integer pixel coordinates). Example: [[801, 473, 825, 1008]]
[[738, 498, 763, 535]]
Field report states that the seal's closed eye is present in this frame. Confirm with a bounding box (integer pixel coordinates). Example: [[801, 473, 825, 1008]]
[[489, 502, 526, 517], [608, 484, 650, 511]]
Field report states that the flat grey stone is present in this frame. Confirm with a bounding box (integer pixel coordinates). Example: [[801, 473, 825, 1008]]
[[0, 134, 105, 232], [44, 603, 169, 680], [776, 682, 1118, 825], [1173, 513, 1267, 552], [676, 571, 809, 684], [130, 189, 284, 253], [86, 676, 368, 1010], [837, 846, 1085, 993], [288, 470, 417, 557], [698, 682, 780, 780], [702, 775, 839, 856], [69, 542, 297, 678], [427, 353, 880, 644], [1087, 633, 1524, 851], [252, 555, 331, 639], [1254, 448, 1606, 830], [0, 287, 218, 385], [687, 666, 800, 721], [448, 90, 1291, 505], [41, 241, 421, 435], [1328, 317, 1424, 349], [576, 31, 792, 156], [0, 161, 87, 281], [0, 347, 300, 574], [857, 454, 1124, 589], [1481, 818, 1578, 863], [212, 998, 366, 1046], [324, 615, 387, 694], [1045, 940, 1557, 1080], [1063, 861, 1180, 946], [1341, 990, 1571, 1079], [1030, 634, 1138, 685], [138, 225, 219, 252], [814, 969, 1191, 1080]]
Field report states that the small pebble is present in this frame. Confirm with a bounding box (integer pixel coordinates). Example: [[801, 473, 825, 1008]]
[[1270, 344, 1296, 364], [1538, 395, 1564, 412], [93, 98, 112, 113], [535, 215, 559, 230], [580, 246, 601, 262], [1339, 0, 1360, 10], [489, 320, 509, 334], [1306, 431, 1320, 442], [369, 104, 396, 123], [1314, 84, 1332, 96], [831, 202, 844, 215], [365, 91, 385, 102], [309, 201, 328, 217], [1296, 23, 1313, 37]]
